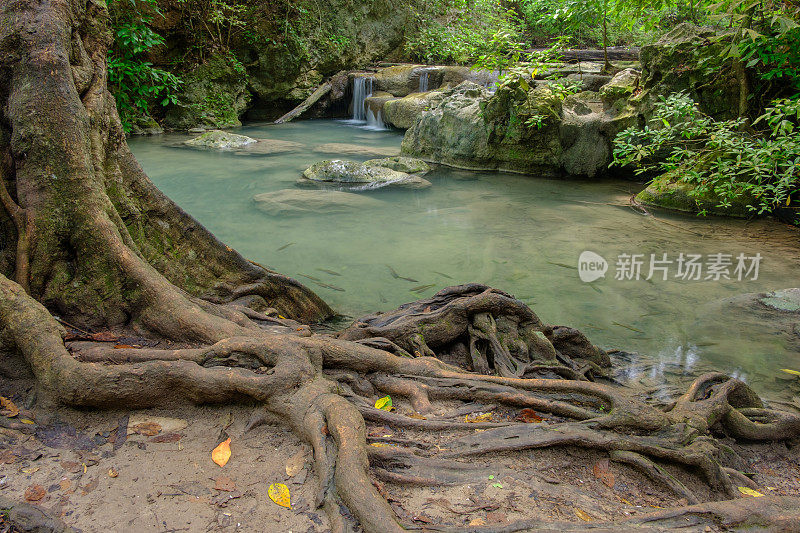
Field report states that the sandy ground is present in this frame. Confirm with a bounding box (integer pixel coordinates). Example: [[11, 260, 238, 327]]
[[2, 377, 800, 532]]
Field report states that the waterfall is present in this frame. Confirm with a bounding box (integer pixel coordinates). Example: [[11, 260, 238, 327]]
[[418, 71, 429, 93], [365, 107, 386, 131], [351, 76, 373, 121]]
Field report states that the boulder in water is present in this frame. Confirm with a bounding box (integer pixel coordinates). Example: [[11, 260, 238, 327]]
[[184, 130, 258, 149], [364, 156, 431, 174], [300, 160, 431, 189], [253, 189, 383, 216]]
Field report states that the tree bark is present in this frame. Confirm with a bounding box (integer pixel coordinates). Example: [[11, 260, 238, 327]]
[[0, 0, 331, 332]]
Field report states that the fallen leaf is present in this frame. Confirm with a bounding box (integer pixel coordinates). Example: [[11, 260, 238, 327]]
[[127, 415, 187, 436], [20, 466, 39, 474], [24, 484, 45, 502], [214, 476, 236, 492], [212, 438, 232, 467], [492, 482, 503, 488], [374, 396, 394, 411], [465, 412, 493, 423], [412, 513, 433, 524], [150, 432, 182, 443], [129, 421, 162, 437], [738, 486, 764, 497], [90, 331, 120, 342], [407, 412, 426, 420], [468, 518, 487, 526], [0, 396, 20, 418], [574, 507, 592, 521], [113, 344, 139, 349], [515, 408, 543, 423], [108, 468, 118, 478], [59, 478, 71, 491], [60, 461, 82, 473], [81, 477, 99, 495], [286, 450, 306, 477], [20, 418, 35, 425], [369, 442, 390, 447], [592, 458, 615, 488], [780, 368, 800, 377], [486, 511, 508, 524], [268, 482, 291, 508]]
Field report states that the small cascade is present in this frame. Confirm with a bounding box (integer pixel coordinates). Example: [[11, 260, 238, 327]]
[[351, 76, 374, 121], [418, 70, 429, 93], [365, 107, 386, 131]]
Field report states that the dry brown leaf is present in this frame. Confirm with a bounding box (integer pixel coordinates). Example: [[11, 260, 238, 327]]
[[81, 477, 99, 495], [285, 450, 306, 477], [0, 396, 20, 418], [59, 478, 71, 491], [24, 484, 45, 502], [592, 458, 615, 488], [515, 408, 543, 423], [130, 421, 162, 436], [60, 461, 82, 473], [214, 476, 236, 492], [150, 432, 182, 443], [90, 331, 120, 342]]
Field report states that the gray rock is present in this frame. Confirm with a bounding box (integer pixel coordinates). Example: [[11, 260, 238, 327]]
[[254, 189, 383, 216], [760, 289, 800, 313], [364, 156, 431, 174], [184, 130, 258, 149], [599, 68, 640, 101], [301, 160, 431, 189]]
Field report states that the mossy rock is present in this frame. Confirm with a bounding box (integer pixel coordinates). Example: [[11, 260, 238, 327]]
[[383, 91, 445, 129], [636, 178, 755, 218], [165, 53, 250, 131], [184, 130, 257, 149], [599, 68, 640, 102], [365, 156, 431, 174], [300, 160, 431, 190]]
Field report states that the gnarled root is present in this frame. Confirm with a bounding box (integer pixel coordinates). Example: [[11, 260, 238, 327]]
[[3, 279, 800, 530]]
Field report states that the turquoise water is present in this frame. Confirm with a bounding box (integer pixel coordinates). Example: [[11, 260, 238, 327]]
[[128, 120, 800, 399]]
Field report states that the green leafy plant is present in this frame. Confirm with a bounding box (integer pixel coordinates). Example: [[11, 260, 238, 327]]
[[613, 92, 800, 217], [108, 0, 181, 132]]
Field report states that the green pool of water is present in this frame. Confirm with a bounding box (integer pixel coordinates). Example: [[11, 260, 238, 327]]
[[128, 120, 800, 399]]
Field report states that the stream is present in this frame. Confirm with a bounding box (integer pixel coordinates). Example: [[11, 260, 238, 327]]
[[128, 120, 800, 401]]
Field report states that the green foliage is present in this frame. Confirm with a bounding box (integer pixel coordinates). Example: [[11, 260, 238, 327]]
[[613, 92, 800, 217], [108, 0, 181, 132], [404, 0, 523, 64]]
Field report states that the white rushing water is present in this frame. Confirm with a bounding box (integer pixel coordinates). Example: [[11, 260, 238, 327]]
[[418, 70, 429, 93], [351, 76, 373, 121]]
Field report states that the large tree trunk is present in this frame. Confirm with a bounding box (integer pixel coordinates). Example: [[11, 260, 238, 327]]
[[1, 2, 799, 532], [0, 0, 331, 334]]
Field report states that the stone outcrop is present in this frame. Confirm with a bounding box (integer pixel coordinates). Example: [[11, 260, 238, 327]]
[[300, 160, 432, 189]]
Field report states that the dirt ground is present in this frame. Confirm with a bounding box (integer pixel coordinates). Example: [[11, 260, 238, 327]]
[[2, 376, 800, 532]]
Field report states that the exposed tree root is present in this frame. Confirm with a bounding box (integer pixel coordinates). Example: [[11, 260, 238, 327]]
[[3, 277, 800, 530], [1, 1, 799, 530]]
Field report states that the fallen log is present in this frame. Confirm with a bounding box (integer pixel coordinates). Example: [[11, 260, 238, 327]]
[[531, 47, 641, 62], [274, 82, 332, 124]]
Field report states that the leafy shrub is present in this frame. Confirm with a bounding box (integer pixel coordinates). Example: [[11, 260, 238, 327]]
[[613, 92, 800, 217], [108, 0, 181, 132]]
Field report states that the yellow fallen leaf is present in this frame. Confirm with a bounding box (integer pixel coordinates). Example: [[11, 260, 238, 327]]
[[20, 418, 35, 425], [0, 396, 19, 418], [212, 438, 232, 467], [370, 442, 391, 447], [780, 368, 800, 377], [268, 482, 291, 508], [574, 508, 592, 521], [374, 396, 393, 411], [108, 468, 119, 478], [468, 518, 487, 526], [738, 486, 764, 497], [465, 412, 493, 423]]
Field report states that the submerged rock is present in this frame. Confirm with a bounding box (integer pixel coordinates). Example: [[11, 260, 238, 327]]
[[364, 156, 431, 174], [300, 160, 431, 189], [313, 143, 400, 158], [184, 130, 258, 149], [760, 289, 800, 313], [253, 189, 383, 216], [636, 171, 755, 217]]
